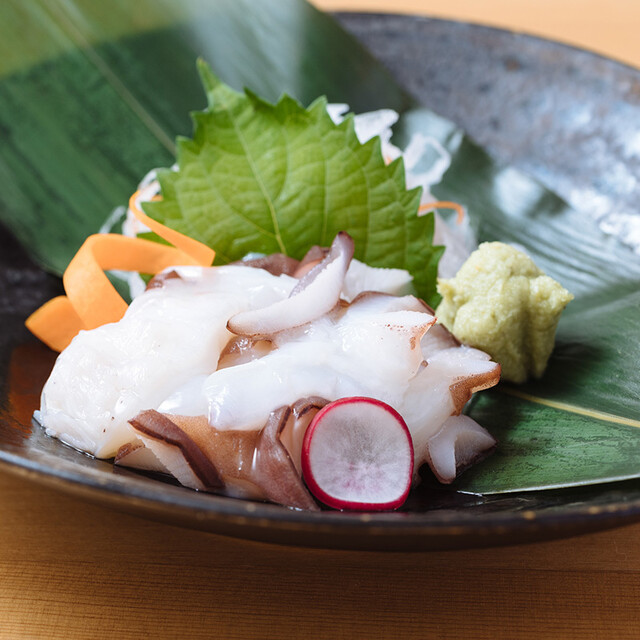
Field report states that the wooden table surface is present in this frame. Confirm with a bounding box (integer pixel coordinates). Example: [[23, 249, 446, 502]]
[[3, 2, 640, 638], [2, 469, 640, 639]]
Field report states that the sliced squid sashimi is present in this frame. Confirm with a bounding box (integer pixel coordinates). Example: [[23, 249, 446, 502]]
[[126, 408, 318, 510], [156, 375, 209, 417], [233, 253, 300, 277], [341, 259, 413, 302], [216, 336, 274, 369], [402, 343, 500, 469], [130, 410, 224, 491], [114, 440, 167, 473], [425, 415, 497, 483], [293, 245, 328, 278], [420, 319, 461, 355], [253, 406, 319, 510], [227, 232, 354, 337], [39, 229, 501, 502], [39, 266, 296, 457], [343, 291, 428, 315], [279, 397, 329, 474], [205, 302, 434, 431]]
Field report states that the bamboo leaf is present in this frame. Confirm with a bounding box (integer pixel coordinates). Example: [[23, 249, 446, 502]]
[[457, 391, 640, 493], [1, 0, 639, 494], [0, 0, 411, 274], [394, 109, 640, 492]]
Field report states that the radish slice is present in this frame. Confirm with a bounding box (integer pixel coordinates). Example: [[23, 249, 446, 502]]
[[301, 397, 414, 511]]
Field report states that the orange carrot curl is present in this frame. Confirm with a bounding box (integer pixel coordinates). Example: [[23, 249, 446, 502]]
[[25, 192, 214, 352], [419, 201, 466, 224]]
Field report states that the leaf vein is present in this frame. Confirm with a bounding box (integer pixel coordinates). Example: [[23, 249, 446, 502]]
[[499, 387, 640, 428]]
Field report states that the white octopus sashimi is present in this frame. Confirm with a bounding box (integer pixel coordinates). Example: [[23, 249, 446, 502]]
[[38, 265, 296, 458], [37, 234, 500, 508]]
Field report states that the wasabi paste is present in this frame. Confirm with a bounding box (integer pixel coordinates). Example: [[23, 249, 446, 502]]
[[436, 242, 573, 383]]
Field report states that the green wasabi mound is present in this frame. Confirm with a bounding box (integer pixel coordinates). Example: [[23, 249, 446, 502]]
[[435, 242, 573, 383]]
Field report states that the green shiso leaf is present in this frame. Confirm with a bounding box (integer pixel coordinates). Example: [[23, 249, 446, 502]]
[[142, 61, 442, 305]]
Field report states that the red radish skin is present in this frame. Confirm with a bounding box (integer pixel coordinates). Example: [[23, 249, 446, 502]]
[[301, 397, 414, 511]]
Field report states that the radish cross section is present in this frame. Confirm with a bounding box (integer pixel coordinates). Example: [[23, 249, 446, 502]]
[[301, 397, 414, 511]]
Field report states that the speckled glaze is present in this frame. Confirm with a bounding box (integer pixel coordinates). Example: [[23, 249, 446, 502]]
[[339, 14, 640, 254], [1, 15, 640, 551]]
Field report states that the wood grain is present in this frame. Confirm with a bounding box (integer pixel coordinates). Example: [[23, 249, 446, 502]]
[[1, 470, 640, 639]]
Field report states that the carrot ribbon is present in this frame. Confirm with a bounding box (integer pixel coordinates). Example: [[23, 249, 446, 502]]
[[26, 191, 214, 352], [419, 201, 466, 224]]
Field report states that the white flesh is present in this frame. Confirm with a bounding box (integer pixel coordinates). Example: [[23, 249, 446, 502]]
[[136, 435, 206, 491], [113, 441, 167, 473], [39, 266, 295, 457], [426, 415, 497, 483], [227, 232, 353, 336], [205, 306, 433, 431], [341, 259, 413, 302], [403, 344, 499, 468]]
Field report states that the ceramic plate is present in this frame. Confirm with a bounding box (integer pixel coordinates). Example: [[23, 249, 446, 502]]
[[2, 13, 640, 551]]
